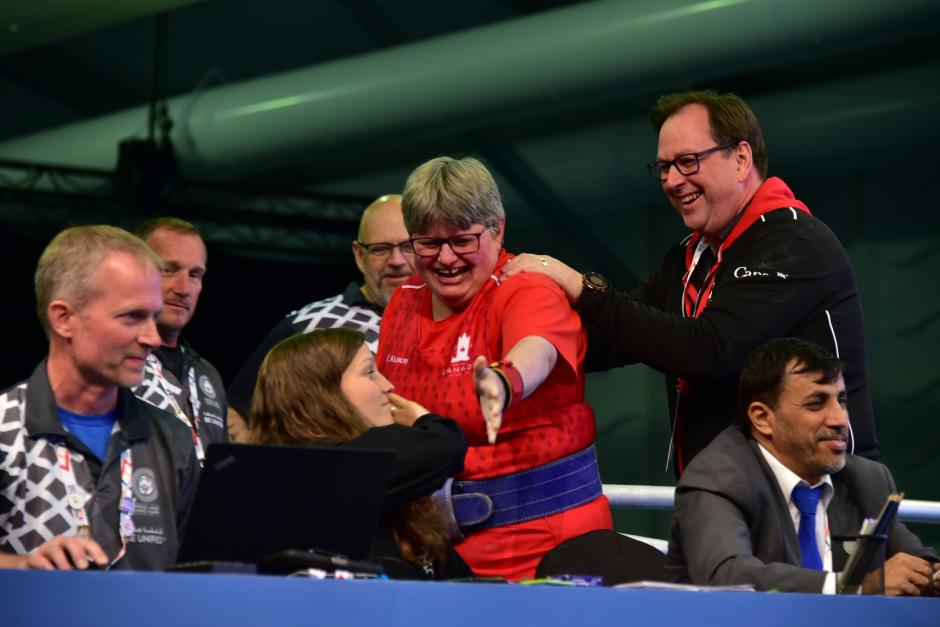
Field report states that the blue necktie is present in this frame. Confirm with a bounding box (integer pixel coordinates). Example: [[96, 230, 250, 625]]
[[791, 484, 824, 571]]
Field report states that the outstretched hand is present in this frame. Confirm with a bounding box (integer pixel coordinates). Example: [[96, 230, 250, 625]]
[[473, 355, 505, 444], [501, 253, 583, 303]]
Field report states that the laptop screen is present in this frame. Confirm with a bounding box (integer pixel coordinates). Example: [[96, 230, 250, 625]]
[[175, 443, 395, 565]]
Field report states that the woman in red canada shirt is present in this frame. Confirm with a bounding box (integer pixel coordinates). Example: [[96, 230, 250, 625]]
[[378, 156, 611, 580]]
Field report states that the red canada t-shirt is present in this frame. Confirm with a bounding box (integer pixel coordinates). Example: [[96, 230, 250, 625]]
[[377, 251, 595, 479], [377, 251, 611, 580]]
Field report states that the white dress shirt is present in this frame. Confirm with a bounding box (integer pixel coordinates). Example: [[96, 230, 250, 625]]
[[758, 443, 837, 594]]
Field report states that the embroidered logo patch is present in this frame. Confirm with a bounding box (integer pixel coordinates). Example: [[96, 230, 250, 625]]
[[451, 333, 471, 363], [198, 375, 217, 399], [132, 468, 159, 503]]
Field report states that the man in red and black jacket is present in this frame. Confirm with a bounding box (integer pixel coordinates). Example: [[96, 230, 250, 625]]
[[504, 90, 877, 475]]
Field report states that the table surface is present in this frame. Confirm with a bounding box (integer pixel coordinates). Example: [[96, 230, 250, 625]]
[[2, 569, 938, 627]]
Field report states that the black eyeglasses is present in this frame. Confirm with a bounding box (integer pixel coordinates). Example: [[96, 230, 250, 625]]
[[355, 241, 414, 257], [407, 229, 487, 258], [647, 141, 740, 182]]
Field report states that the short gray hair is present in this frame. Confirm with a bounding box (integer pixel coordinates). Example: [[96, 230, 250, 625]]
[[35, 225, 162, 336], [402, 156, 504, 234]]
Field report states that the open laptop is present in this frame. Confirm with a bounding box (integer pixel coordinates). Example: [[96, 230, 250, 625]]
[[174, 443, 396, 569]]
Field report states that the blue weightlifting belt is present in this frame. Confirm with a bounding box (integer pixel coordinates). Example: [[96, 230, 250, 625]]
[[437, 445, 603, 535]]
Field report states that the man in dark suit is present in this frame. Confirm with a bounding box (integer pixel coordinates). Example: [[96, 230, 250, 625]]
[[666, 338, 938, 594]]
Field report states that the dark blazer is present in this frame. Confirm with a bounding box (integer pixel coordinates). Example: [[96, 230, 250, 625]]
[[665, 426, 936, 592]]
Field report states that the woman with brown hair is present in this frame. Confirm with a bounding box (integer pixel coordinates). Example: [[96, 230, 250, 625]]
[[248, 328, 471, 579]]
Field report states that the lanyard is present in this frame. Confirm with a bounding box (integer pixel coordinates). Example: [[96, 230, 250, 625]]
[[669, 190, 813, 474], [148, 354, 205, 465], [669, 238, 721, 474], [57, 445, 135, 568], [680, 238, 721, 319]]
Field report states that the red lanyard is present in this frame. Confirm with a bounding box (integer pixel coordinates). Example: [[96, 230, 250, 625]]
[[147, 354, 205, 465], [670, 237, 721, 475], [681, 238, 720, 319]]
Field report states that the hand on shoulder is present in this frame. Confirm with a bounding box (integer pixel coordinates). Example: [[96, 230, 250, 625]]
[[501, 253, 583, 304]]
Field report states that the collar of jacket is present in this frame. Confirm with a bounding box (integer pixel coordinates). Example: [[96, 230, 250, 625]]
[[24, 360, 151, 443], [686, 176, 812, 258]]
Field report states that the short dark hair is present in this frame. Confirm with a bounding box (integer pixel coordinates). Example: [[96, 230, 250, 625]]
[[651, 89, 768, 179], [737, 338, 842, 426], [135, 217, 201, 242]]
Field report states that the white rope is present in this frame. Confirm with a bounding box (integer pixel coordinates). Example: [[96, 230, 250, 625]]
[[602, 484, 940, 523]]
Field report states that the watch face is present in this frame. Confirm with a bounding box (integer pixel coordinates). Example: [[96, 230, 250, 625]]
[[584, 272, 608, 292]]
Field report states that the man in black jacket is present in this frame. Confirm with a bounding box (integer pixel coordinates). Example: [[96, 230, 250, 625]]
[[0, 226, 197, 571], [503, 90, 876, 474], [666, 338, 936, 594], [133, 218, 227, 465]]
